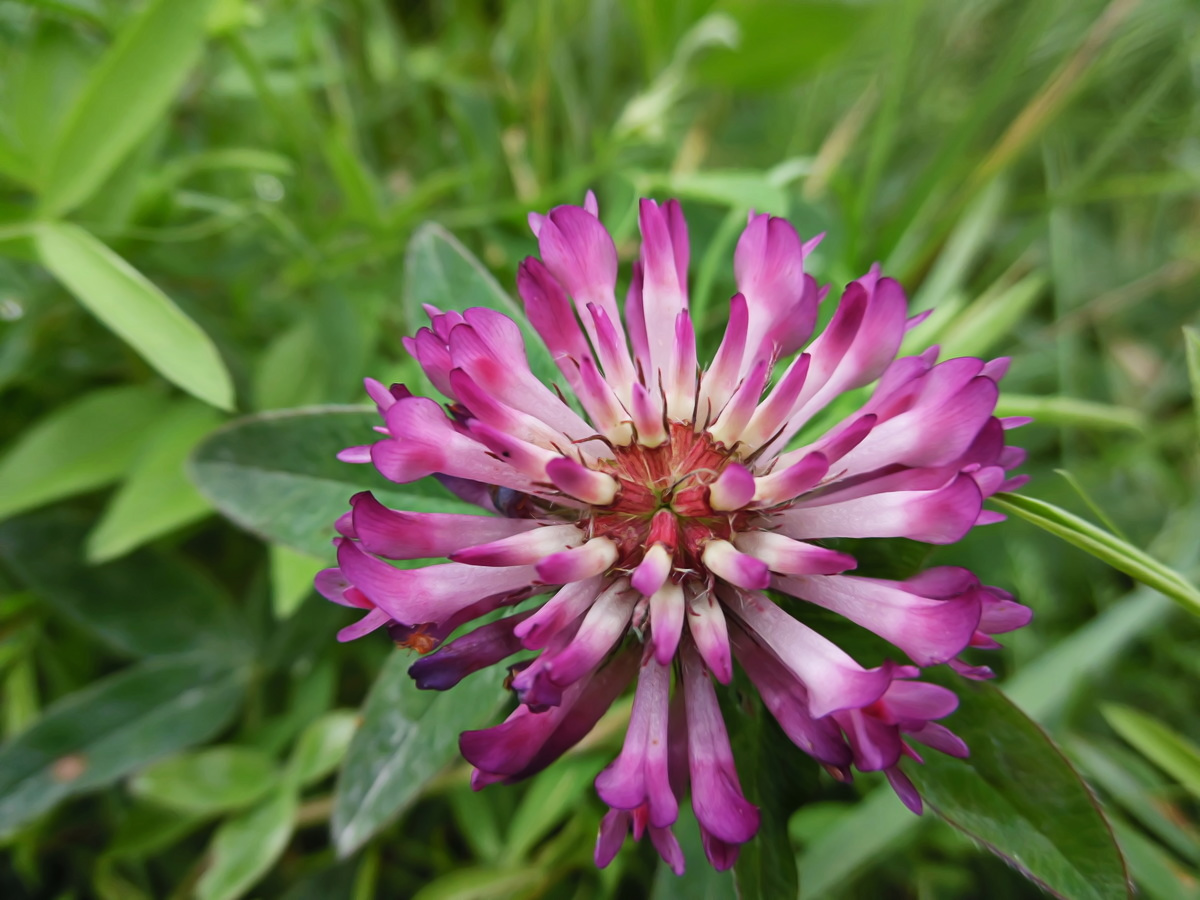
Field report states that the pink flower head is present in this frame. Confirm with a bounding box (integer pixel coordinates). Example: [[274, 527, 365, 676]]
[[319, 193, 1030, 873]]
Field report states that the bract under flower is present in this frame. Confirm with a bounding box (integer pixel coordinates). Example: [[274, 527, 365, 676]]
[[318, 193, 1030, 873]]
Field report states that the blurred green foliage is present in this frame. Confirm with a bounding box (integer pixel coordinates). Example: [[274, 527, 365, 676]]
[[0, 0, 1198, 897]]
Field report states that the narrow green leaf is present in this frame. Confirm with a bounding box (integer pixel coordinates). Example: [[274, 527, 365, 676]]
[[40, 0, 216, 216], [1102, 706, 1200, 803], [188, 407, 476, 559], [1108, 815, 1200, 900], [643, 169, 789, 215], [0, 654, 245, 836], [410, 866, 545, 900], [502, 754, 601, 863], [0, 384, 167, 522], [130, 746, 279, 816], [905, 679, 1130, 900], [287, 710, 359, 788], [994, 394, 1146, 433], [86, 401, 222, 562], [35, 223, 234, 410], [694, 0, 872, 90], [909, 180, 1008, 315], [938, 271, 1046, 359], [195, 785, 298, 900], [0, 510, 247, 660], [991, 493, 1200, 616], [403, 222, 559, 387], [332, 650, 506, 857], [1184, 326, 1200, 436], [1069, 738, 1200, 865]]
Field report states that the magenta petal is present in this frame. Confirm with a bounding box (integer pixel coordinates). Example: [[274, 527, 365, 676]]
[[778, 573, 982, 667], [886, 766, 923, 814], [722, 587, 891, 718], [336, 538, 537, 626], [450, 524, 584, 566], [780, 473, 984, 544], [336, 607, 390, 642], [350, 492, 538, 560], [682, 644, 760, 844], [594, 809, 631, 868], [594, 655, 677, 827], [536, 538, 619, 584], [708, 463, 755, 511]]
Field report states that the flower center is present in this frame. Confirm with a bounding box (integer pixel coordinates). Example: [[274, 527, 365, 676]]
[[586, 423, 743, 577]]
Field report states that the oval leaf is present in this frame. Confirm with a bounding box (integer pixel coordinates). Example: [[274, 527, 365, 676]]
[[36, 223, 234, 410], [0, 384, 168, 522], [39, 0, 215, 216], [195, 784, 298, 900], [188, 406, 476, 559], [1102, 705, 1200, 803], [287, 710, 359, 788], [0, 654, 245, 836], [904, 678, 1131, 900], [86, 400, 222, 562], [130, 745, 279, 816], [332, 649, 506, 857], [0, 509, 247, 660]]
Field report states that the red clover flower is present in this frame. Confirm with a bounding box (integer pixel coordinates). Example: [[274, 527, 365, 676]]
[[317, 193, 1031, 872]]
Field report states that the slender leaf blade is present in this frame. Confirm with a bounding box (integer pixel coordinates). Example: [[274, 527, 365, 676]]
[[0, 510, 247, 660], [36, 223, 234, 410], [86, 400, 222, 562], [0, 384, 167, 522], [991, 493, 1200, 616], [0, 654, 245, 836], [40, 0, 215, 216], [1102, 705, 1200, 802]]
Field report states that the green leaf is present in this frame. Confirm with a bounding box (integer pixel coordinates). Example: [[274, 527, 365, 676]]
[[1101, 706, 1200, 803], [403, 222, 559, 388], [35, 223, 235, 410], [86, 401, 222, 562], [39, 0, 216, 216], [195, 784, 298, 900], [130, 746, 279, 816], [332, 649, 506, 857], [1069, 738, 1200, 866], [905, 678, 1130, 900], [1184, 326, 1200, 436], [795, 507, 1200, 899], [991, 493, 1200, 617], [502, 753, 601, 863], [694, 0, 874, 90], [727, 686, 810, 900], [287, 710, 359, 788], [188, 406, 476, 559], [0, 384, 168, 522], [0, 653, 245, 837], [410, 866, 546, 900], [270, 543, 321, 619], [0, 510, 247, 660], [994, 394, 1146, 433]]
